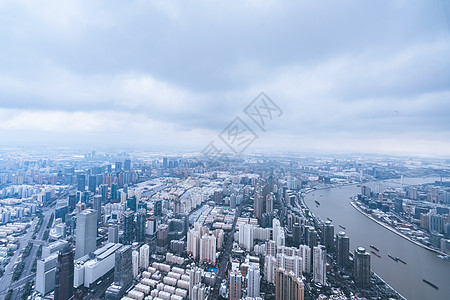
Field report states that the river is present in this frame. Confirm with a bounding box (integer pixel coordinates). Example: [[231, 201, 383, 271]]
[[303, 177, 450, 300]]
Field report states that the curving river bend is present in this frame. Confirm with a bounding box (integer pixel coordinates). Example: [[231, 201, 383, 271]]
[[304, 177, 450, 300]]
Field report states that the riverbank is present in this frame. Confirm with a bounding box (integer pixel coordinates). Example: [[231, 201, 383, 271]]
[[349, 200, 446, 256]]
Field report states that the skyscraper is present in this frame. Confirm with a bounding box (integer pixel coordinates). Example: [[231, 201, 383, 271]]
[[336, 231, 350, 268], [275, 268, 305, 300], [54, 244, 74, 300], [77, 174, 86, 192], [88, 175, 97, 193], [124, 159, 131, 171], [93, 195, 102, 223], [108, 224, 119, 243], [354, 247, 371, 287], [132, 250, 139, 277], [136, 209, 146, 243], [122, 210, 135, 245], [157, 224, 169, 252], [313, 245, 326, 285], [75, 209, 97, 259], [154, 199, 162, 217], [323, 221, 334, 252], [114, 245, 133, 290]]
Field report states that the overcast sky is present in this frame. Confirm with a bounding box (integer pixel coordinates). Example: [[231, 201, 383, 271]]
[[0, 0, 449, 156]]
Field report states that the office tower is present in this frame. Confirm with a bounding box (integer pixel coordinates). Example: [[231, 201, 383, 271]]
[[122, 210, 135, 245], [93, 195, 102, 223], [139, 244, 149, 269], [394, 198, 403, 213], [108, 224, 119, 243], [323, 221, 334, 252], [88, 175, 97, 193], [36, 253, 58, 295], [273, 219, 285, 248], [157, 224, 169, 252], [136, 208, 146, 243], [229, 271, 243, 300], [54, 244, 74, 300], [132, 250, 139, 277], [293, 223, 301, 247], [111, 183, 118, 202], [313, 245, 326, 285], [154, 199, 162, 217], [200, 234, 217, 265], [354, 247, 371, 287], [429, 213, 444, 233], [163, 157, 168, 168], [336, 231, 350, 268], [275, 268, 305, 300], [124, 159, 131, 171], [77, 174, 86, 192], [114, 245, 133, 290], [75, 209, 97, 259], [100, 184, 109, 202], [247, 266, 260, 298], [68, 193, 76, 212]]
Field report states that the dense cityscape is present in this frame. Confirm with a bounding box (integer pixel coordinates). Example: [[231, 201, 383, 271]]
[[0, 150, 448, 300]]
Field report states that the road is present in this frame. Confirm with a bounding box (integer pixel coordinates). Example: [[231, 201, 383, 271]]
[[0, 189, 65, 300], [211, 196, 248, 299]]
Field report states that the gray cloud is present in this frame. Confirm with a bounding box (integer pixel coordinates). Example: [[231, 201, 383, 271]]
[[0, 0, 449, 155]]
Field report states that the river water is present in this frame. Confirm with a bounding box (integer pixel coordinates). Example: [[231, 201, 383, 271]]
[[304, 177, 450, 300]]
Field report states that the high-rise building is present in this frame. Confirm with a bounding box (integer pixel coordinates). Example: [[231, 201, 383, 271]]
[[247, 266, 260, 298], [254, 188, 263, 220], [154, 199, 162, 217], [111, 183, 118, 202], [124, 159, 131, 171], [266, 193, 274, 214], [238, 223, 254, 251], [307, 227, 318, 250], [54, 244, 74, 300], [275, 268, 304, 300], [100, 184, 109, 202], [336, 231, 350, 268], [293, 223, 301, 247], [139, 244, 150, 269], [200, 234, 217, 265], [114, 245, 133, 290], [93, 195, 102, 223], [354, 247, 371, 287], [77, 174, 86, 192], [75, 209, 97, 259], [132, 250, 139, 278], [122, 210, 135, 245], [298, 245, 311, 274], [157, 224, 169, 252], [88, 175, 97, 193], [108, 224, 119, 243], [36, 253, 58, 295], [136, 209, 146, 243], [68, 193, 76, 212], [229, 271, 242, 300], [323, 221, 334, 252], [313, 245, 326, 285]]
